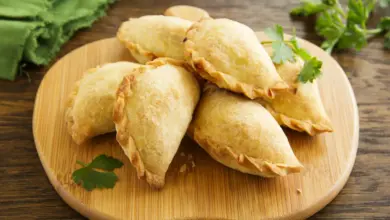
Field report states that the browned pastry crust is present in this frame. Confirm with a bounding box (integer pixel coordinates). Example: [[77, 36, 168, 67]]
[[263, 106, 333, 136], [187, 125, 302, 177]]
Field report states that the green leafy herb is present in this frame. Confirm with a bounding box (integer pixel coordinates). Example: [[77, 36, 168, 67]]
[[385, 32, 390, 49], [264, 25, 295, 64], [290, 37, 312, 60], [315, 9, 345, 53], [87, 155, 124, 171], [298, 57, 323, 83], [337, 25, 368, 51], [72, 155, 123, 191], [335, 0, 378, 50], [346, 0, 374, 26], [263, 25, 323, 83], [270, 41, 295, 64], [291, 0, 390, 52], [291, 0, 333, 16], [264, 24, 284, 41], [379, 17, 390, 31]]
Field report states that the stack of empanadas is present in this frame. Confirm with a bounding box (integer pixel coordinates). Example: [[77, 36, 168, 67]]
[[65, 7, 332, 189]]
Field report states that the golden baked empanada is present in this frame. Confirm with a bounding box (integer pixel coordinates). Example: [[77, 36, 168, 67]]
[[114, 58, 200, 188], [66, 62, 141, 145], [188, 84, 303, 177], [117, 15, 192, 64], [257, 50, 333, 135], [184, 18, 288, 99]]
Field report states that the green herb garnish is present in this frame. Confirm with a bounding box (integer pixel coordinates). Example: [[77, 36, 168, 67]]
[[291, 0, 390, 52], [264, 24, 295, 64], [298, 57, 323, 83], [72, 154, 123, 191], [263, 25, 323, 83]]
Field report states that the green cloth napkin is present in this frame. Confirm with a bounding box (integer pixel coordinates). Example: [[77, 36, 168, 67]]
[[0, 0, 51, 19], [0, 0, 115, 80]]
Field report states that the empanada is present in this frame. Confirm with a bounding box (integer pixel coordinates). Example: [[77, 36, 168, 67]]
[[184, 18, 288, 99], [188, 84, 303, 177], [66, 62, 141, 145], [113, 58, 200, 188], [117, 15, 192, 64], [257, 50, 333, 135]]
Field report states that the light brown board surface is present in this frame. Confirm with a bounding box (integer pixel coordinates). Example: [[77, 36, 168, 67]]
[[33, 33, 359, 220]]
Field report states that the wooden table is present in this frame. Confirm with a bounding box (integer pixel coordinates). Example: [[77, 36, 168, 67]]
[[0, 0, 389, 219]]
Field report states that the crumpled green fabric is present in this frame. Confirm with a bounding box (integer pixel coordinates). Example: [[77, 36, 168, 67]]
[[0, 0, 115, 80], [0, 0, 51, 19]]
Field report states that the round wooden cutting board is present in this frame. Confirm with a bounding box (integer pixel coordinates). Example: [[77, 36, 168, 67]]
[[33, 33, 359, 220]]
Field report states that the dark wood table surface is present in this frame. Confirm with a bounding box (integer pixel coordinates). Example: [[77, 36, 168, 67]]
[[1, 0, 389, 219]]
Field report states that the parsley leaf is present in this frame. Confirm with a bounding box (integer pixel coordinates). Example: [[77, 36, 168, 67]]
[[264, 24, 284, 41], [271, 41, 295, 64], [72, 154, 123, 191], [88, 155, 124, 171], [336, 0, 377, 51], [290, 36, 312, 60], [262, 25, 323, 83], [298, 57, 323, 83], [290, 33, 323, 83], [292, 0, 390, 52], [315, 9, 345, 53], [290, 0, 333, 16], [346, 0, 374, 26], [379, 17, 390, 31], [378, 17, 390, 48], [264, 25, 295, 64], [385, 31, 390, 49], [337, 25, 367, 51], [72, 168, 119, 191]]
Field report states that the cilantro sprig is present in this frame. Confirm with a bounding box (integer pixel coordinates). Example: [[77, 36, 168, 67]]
[[72, 155, 123, 191], [290, 0, 336, 16], [263, 25, 322, 83], [379, 17, 390, 49], [291, 0, 390, 52], [264, 25, 295, 64]]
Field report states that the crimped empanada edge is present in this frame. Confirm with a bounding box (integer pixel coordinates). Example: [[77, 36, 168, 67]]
[[184, 20, 288, 100], [117, 20, 158, 64], [65, 67, 98, 145], [263, 104, 334, 136], [188, 127, 303, 177], [113, 71, 166, 189], [146, 57, 188, 68]]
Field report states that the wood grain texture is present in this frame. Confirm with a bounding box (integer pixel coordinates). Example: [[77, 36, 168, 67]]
[[32, 35, 357, 220], [1, 0, 389, 219]]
